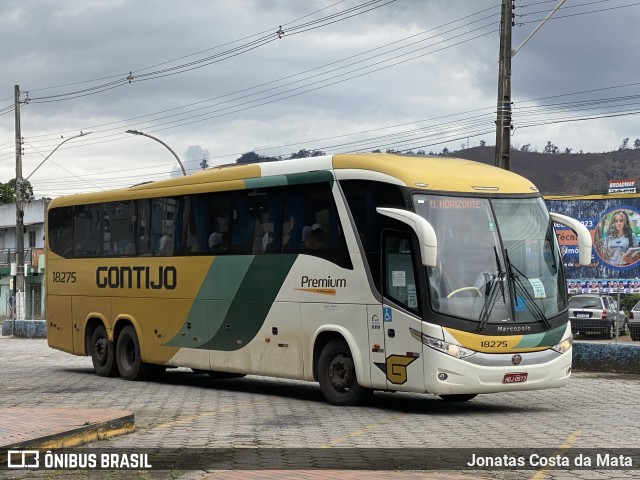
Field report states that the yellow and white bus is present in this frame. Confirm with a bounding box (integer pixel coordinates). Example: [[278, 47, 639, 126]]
[[46, 153, 591, 405]]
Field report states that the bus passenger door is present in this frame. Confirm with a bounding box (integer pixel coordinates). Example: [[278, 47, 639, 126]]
[[379, 231, 425, 393]]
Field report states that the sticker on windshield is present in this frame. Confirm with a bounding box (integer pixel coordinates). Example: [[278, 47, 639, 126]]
[[528, 278, 546, 298], [392, 271, 406, 287], [514, 296, 526, 312], [407, 284, 418, 309]]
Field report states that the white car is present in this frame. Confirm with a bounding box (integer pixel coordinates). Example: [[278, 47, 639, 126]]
[[628, 301, 640, 341], [568, 294, 627, 339]]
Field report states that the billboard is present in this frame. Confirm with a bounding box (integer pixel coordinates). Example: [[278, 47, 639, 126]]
[[545, 194, 640, 295]]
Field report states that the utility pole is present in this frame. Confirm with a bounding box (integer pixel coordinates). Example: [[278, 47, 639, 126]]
[[495, 0, 514, 170], [14, 84, 24, 321]]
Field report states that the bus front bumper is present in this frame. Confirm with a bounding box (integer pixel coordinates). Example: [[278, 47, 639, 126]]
[[424, 347, 572, 395]]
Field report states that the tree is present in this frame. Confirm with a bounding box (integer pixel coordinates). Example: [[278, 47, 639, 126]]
[[620, 138, 629, 151], [290, 149, 325, 159], [634, 139, 640, 150], [520, 143, 531, 152], [479, 140, 486, 147], [0, 179, 34, 205], [544, 141, 559, 154], [235, 151, 279, 164], [564, 148, 572, 154]]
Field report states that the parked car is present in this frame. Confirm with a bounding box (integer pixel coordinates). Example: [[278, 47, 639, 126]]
[[568, 294, 627, 339], [628, 301, 640, 341]]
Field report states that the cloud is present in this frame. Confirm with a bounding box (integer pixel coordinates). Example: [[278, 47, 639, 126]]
[[1, 0, 639, 196]]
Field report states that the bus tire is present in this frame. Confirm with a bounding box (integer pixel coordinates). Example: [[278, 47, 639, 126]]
[[439, 394, 477, 402], [318, 339, 372, 406], [116, 325, 151, 381], [90, 324, 118, 377]]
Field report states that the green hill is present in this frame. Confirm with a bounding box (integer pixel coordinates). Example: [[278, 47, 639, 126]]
[[451, 146, 640, 196]]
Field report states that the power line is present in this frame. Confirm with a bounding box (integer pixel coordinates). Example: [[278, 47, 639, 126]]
[[25, 1, 396, 104], [21, 20, 500, 151]]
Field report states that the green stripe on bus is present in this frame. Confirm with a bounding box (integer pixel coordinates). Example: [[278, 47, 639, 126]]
[[285, 171, 334, 186], [164, 255, 254, 349], [165, 254, 297, 351], [513, 324, 565, 348], [243, 171, 333, 189]]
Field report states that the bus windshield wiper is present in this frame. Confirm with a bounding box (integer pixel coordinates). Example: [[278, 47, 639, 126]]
[[477, 247, 506, 331], [504, 250, 550, 328]]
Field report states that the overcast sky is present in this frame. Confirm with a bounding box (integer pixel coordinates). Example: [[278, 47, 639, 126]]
[[1, 0, 640, 197]]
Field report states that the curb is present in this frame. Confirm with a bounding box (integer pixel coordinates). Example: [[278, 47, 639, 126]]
[[572, 342, 640, 374], [0, 408, 134, 451], [2, 319, 47, 338]]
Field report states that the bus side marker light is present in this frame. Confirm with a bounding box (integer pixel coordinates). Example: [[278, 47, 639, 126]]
[[438, 373, 448, 381], [265, 338, 270, 343]]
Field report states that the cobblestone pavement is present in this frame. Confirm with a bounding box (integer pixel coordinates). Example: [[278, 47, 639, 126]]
[[1, 337, 639, 480]]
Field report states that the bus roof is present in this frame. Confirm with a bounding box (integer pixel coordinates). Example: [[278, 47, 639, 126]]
[[49, 153, 538, 207]]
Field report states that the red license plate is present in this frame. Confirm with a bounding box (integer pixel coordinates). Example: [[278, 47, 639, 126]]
[[503, 372, 528, 384]]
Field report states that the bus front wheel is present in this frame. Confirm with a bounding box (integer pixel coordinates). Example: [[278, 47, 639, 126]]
[[90, 325, 118, 377], [116, 325, 152, 381], [318, 339, 372, 406]]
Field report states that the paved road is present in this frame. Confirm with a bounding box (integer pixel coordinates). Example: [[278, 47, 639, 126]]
[[1, 337, 639, 479]]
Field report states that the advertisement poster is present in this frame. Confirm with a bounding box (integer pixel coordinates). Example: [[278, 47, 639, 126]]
[[545, 194, 640, 295]]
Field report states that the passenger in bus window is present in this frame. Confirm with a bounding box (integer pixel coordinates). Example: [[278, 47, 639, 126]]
[[304, 226, 328, 249], [209, 231, 225, 253], [209, 217, 229, 253], [158, 234, 173, 255]]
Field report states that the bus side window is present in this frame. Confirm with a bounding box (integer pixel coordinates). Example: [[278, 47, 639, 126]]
[[109, 201, 136, 256], [383, 232, 420, 314], [341, 180, 406, 290], [48, 206, 75, 258]]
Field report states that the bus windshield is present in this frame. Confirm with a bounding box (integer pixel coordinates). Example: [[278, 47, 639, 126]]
[[413, 195, 566, 326]]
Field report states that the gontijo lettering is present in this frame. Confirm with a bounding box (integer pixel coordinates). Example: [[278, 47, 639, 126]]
[[96, 266, 177, 289]]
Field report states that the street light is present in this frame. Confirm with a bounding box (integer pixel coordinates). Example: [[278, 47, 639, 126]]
[[14, 130, 92, 322], [26, 131, 93, 180], [125, 130, 187, 177]]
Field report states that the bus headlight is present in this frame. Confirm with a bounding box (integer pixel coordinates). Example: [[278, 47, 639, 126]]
[[410, 328, 475, 359], [551, 336, 573, 354]]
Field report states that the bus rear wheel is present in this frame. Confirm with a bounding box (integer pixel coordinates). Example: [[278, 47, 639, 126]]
[[116, 325, 152, 381], [90, 324, 118, 377], [318, 339, 372, 406]]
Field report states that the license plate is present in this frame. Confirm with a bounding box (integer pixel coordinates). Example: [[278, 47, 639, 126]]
[[503, 372, 528, 384], [575, 313, 590, 318]]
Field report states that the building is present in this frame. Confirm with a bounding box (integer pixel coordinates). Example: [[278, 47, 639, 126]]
[[0, 198, 49, 320]]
